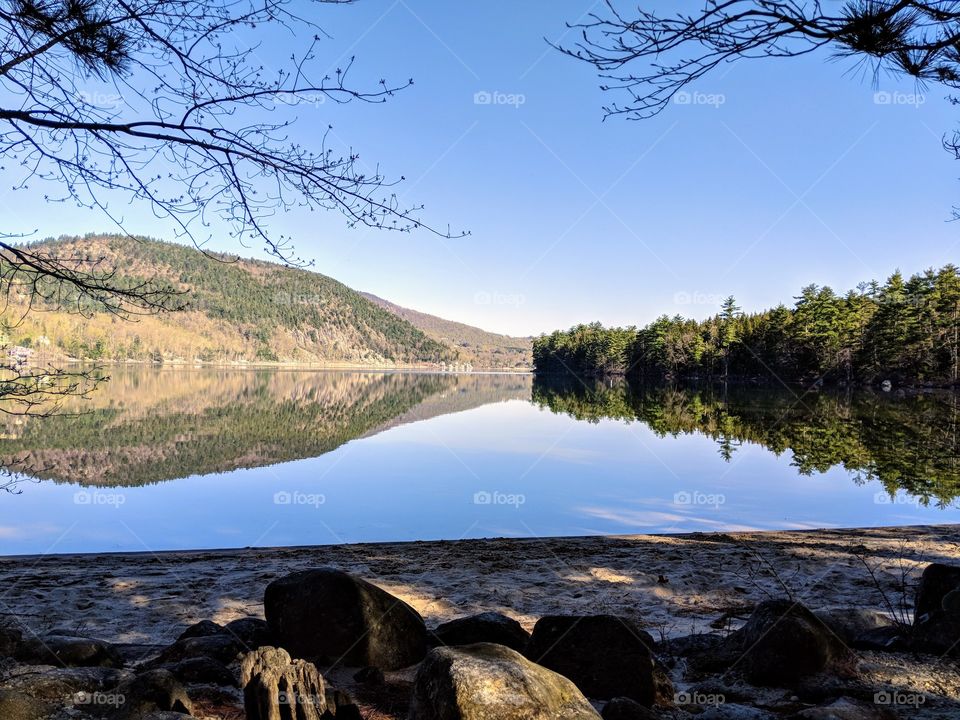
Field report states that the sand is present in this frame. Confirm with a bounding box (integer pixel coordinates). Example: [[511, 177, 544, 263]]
[[1, 524, 957, 650]]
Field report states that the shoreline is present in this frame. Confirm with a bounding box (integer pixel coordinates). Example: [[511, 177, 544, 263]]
[[2, 521, 955, 562], [53, 360, 534, 373], [2, 524, 957, 647]]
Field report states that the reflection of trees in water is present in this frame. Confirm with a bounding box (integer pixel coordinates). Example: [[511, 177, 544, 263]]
[[0, 370, 530, 487], [532, 377, 960, 507]]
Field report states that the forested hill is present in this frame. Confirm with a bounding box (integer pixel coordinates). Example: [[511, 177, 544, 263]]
[[534, 265, 960, 386], [361, 292, 532, 370], [6, 234, 465, 366]]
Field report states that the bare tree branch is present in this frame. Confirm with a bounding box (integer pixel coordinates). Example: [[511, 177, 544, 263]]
[[0, 0, 466, 267], [557, 1, 960, 120]]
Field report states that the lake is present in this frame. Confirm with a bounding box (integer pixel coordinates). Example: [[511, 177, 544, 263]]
[[1, 367, 959, 555]]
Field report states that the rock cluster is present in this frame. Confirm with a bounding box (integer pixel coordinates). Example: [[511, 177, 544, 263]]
[[1, 561, 958, 719]]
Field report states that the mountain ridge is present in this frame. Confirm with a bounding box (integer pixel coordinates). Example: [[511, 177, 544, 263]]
[[5, 234, 531, 369], [360, 292, 531, 370]]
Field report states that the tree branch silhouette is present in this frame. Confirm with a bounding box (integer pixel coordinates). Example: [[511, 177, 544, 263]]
[[0, 0, 464, 420], [557, 1, 960, 120]]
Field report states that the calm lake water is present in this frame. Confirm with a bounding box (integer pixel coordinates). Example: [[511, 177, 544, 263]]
[[1, 368, 959, 555]]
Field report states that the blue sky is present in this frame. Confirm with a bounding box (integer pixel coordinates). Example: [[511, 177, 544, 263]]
[[3, 0, 959, 336]]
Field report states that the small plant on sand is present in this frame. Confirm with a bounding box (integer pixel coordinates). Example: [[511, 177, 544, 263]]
[[853, 541, 926, 630]]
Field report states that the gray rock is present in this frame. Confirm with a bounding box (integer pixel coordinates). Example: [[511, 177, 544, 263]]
[[16, 635, 123, 668], [150, 634, 242, 666], [663, 632, 737, 675], [601, 696, 658, 719], [851, 626, 907, 652], [431, 612, 530, 652], [410, 643, 601, 720], [814, 608, 893, 645], [240, 646, 327, 720], [112, 669, 193, 719], [733, 600, 851, 687], [526, 615, 660, 704], [943, 588, 960, 613], [175, 620, 223, 643], [914, 562, 960, 621], [264, 567, 426, 670], [166, 656, 236, 687], [223, 617, 273, 650], [3, 665, 130, 702], [911, 610, 960, 656]]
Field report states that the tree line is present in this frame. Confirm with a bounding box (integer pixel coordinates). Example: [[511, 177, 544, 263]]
[[534, 265, 960, 385]]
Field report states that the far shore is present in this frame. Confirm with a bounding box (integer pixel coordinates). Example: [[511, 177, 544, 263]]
[[1, 524, 957, 648], [52, 358, 533, 373]]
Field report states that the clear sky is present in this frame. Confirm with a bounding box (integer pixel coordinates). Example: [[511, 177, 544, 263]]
[[3, 1, 959, 336]]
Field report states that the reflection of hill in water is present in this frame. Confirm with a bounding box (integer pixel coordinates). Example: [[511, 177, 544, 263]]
[[533, 377, 960, 506], [0, 369, 531, 487]]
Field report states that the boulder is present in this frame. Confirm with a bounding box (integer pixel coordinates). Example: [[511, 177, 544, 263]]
[[240, 646, 327, 720], [851, 626, 908, 652], [663, 633, 737, 674], [166, 656, 236, 687], [112, 669, 194, 719], [224, 617, 273, 650], [3, 665, 130, 702], [410, 643, 601, 720], [733, 600, 850, 687], [151, 634, 242, 666], [814, 609, 893, 646], [16, 635, 123, 668], [431, 612, 530, 652], [601, 696, 659, 719], [525, 615, 659, 704], [264, 568, 426, 669], [914, 563, 960, 621], [911, 610, 960, 656], [175, 620, 223, 643]]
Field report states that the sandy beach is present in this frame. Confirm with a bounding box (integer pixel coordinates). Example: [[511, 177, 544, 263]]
[[2, 524, 957, 649]]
